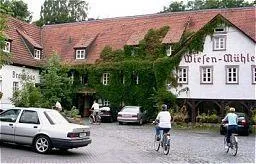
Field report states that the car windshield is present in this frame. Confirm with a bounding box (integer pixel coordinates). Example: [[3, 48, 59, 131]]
[[44, 110, 69, 124], [122, 107, 139, 113]]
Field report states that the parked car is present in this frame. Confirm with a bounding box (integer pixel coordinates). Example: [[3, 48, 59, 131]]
[[117, 106, 147, 125], [220, 112, 251, 136], [0, 107, 92, 154], [99, 107, 114, 122]]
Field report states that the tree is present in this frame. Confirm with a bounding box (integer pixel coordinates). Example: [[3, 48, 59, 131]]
[[162, 0, 255, 12], [10, 70, 43, 107], [0, 12, 11, 67], [36, 0, 88, 26], [0, 0, 32, 22], [40, 53, 73, 109], [162, 1, 186, 12]]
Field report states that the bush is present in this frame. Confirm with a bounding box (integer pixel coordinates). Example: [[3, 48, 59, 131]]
[[70, 106, 79, 118], [196, 113, 219, 123]]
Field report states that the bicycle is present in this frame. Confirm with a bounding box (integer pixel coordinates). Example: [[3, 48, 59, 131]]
[[153, 122, 171, 155], [89, 110, 101, 124], [224, 133, 238, 156]]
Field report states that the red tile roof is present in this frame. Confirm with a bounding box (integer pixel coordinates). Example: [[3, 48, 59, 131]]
[[74, 34, 98, 49], [5, 7, 256, 66], [5, 16, 42, 67], [16, 29, 43, 49]]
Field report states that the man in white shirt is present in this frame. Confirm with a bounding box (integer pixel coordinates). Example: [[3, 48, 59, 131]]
[[155, 104, 172, 141], [222, 107, 238, 146], [91, 100, 100, 122]]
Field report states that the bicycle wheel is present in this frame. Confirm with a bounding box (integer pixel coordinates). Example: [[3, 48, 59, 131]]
[[229, 136, 238, 156], [163, 138, 170, 155], [154, 135, 160, 151], [224, 137, 229, 153], [89, 115, 94, 124], [96, 115, 101, 124]]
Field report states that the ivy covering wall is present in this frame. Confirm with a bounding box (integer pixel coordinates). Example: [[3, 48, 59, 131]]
[[70, 15, 229, 119]]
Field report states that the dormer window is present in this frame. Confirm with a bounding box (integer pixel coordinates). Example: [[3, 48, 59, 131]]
[[76, 49, 86, 59], [3, 41, 11, 53], [34, 49, 41, 59], [166, 45, 172, 56]]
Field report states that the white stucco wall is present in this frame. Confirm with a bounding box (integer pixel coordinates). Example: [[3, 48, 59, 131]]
[[170, 26, 256, 100], [0, 65, 40, 108]]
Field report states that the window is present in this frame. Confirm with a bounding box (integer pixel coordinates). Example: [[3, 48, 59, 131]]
[[200, 66, 213, 84], [19, 110, 40, 124], [178, 67, 188, 84], [102, 73, 110, 85], [252, 65, 256, 84], [13, 82, 19, 92], [213, 35, 226, 51], [103, 99, 110, 106], [166, 45, 172, 56], [214, 26, 226, 33], [3, 41, 11, 53], [34, 49, 41, 59], [76, 49, 86, 59], [226, 66, 239, 84], [81, 74, 88, 85], [0, 109, 21, 122]]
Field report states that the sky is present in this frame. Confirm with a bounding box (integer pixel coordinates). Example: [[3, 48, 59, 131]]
[[22, 0, 174, 21], [22, 0, 254, 21]]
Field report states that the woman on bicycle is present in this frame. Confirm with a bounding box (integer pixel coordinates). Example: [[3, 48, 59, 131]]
[[155, 104, 171, 141], [222, 107, 238, 147]]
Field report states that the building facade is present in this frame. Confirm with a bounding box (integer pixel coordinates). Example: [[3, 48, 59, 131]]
[[1, 7, 255, 120], [170, 26, 256, 121]]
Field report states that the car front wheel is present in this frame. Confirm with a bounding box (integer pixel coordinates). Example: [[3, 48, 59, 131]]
[[34, 135, 52, 154]]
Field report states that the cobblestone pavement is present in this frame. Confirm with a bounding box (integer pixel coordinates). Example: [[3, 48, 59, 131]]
[[0, 121, 255, 163]]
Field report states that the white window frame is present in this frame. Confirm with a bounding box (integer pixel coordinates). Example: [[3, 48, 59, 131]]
[[13, 82, 19, 92], [34, 49, 41, 59], [252, 65, 256, 84], [213, 35, 226, 51], [102, 73, 110, 85], [226, 65, 239, 84], [3, 41, 11, 53], [177, 67, 188, 84], [200, 66, 213, 84], [76, 49, 86, 59], [103, 99, 110, 106]]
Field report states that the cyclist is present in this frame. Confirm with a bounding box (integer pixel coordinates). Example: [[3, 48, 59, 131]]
[[154, 104, 171, 141], [222, 107, 238, 148], [90, 100, 100, 122]]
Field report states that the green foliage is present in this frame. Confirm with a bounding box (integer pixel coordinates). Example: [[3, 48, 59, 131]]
[[0, 13, 12, 67], [251, 109, 256, 125], [10, 70, 43, 107], [162, 1, 186, 12], [36, 0, 88, 26], [196, 113, 219, 123], [162, 0, 255, 12], [40, 53, 73, 109], [0, 0, 32, 22]]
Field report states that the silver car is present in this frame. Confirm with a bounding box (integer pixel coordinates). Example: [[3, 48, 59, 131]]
[[0, 107, 91, 154], [117, 106, 146, 125]]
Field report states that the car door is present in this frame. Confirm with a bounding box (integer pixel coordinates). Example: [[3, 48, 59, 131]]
[[0, 109, 21, 142], [14, 110, 41, 145]]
